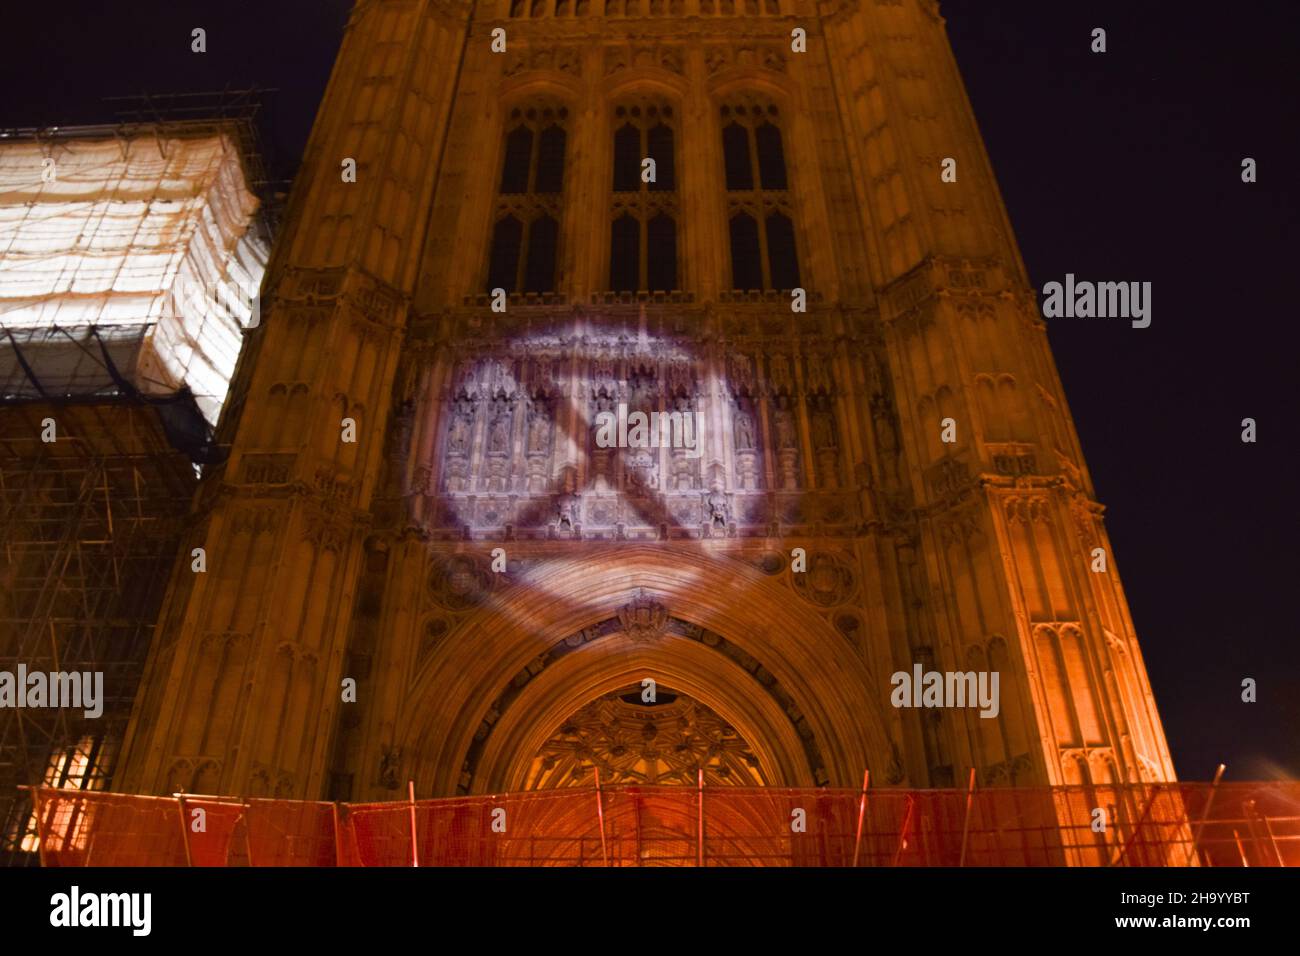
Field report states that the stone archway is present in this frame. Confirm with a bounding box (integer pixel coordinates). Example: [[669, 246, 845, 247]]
[[400, 544, 900, 796]]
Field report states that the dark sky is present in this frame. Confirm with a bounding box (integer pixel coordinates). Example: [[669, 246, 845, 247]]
[[1, 1, 1295, 781]]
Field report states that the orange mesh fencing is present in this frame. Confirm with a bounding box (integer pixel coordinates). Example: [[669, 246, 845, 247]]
[[25, 781, 1300, 867]]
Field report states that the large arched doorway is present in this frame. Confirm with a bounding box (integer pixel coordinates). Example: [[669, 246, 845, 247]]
[[400, 545, 902, 797]]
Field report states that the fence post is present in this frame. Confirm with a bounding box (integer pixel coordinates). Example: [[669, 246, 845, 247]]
[[1110, 786, 1161, 867], [243, 800, 256, 867], [332, 802, 344, 867], [175, 795, 193, 867], [408, 780, 420, 868], [1249, 801, 1285, 866], [892, 795, 916, 866], [852, 769, 870, 867], [26, 786, 51, 867], [1185, 763, 1227, 866], [594, 767, 609, 866], [959, 767, 977, 867], [697, 768, 705, 867], [1232, 829, 1250, 866]]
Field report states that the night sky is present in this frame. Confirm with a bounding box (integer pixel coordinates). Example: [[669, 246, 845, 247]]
[[1, 1, 1294, 781]]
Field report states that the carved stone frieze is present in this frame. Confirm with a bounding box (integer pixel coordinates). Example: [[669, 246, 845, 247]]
[[791, 551, 856, 607], [426, 553, 496, 612]]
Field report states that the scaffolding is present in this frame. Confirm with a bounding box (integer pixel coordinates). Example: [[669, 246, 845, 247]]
[[0, 123, 269, 427], [0, 398, 198, 864], [0, 110, 273, 863]]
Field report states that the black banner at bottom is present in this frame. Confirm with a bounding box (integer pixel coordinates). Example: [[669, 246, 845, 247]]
[[0, 865, 1290, 943]]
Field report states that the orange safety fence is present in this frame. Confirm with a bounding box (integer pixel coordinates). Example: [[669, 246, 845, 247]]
[[22, 781, 1300, 867]]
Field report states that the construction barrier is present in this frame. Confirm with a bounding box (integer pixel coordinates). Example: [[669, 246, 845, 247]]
[[23, 780, 1300, 867]]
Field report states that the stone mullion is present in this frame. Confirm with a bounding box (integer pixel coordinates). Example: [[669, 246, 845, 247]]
[[1068, 502, 1177, 782], [682, 47, 719, 300], [718, 363, 737, 495], [1062, 502, 1143, 784], [352, 530, 426, 801], [793, 353, 816, 489], [300, 303, 358, 484], [820, 20, 917, 279], [227, 498, 335, 793], [987, 489, 1077, 787], [922, 9, 1029, 279], [510, 377, 528, 493], [1041, 498, 1143, 782], [1025, 317, 1094, 491], [838, 344, 874, 513], [806, 27, 885, 293], [756, 390, 775, 492], [571, 47, 608, 297], [409, 361, 439, 498], [431, 354, 458, 501], [421, 40, 494, 305], [786, 35, 842, 302], [828, 347, 858, 490], [843, 5, 939, 264], [879, 322, 924, 501], [355, 1, 439, 284], [568, 351, 585, 493], [934, 295, 991, 473], [299, 529, 372, 796], [121, 505, 251, 789]]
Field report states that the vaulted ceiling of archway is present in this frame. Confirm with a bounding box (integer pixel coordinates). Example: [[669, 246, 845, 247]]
[[524, 684, 767, 789]]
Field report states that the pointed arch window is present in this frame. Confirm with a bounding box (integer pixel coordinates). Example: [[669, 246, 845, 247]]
[[486, 104, 568, 294], [609, 100, 680, 293], [721, 101, 801, 292]]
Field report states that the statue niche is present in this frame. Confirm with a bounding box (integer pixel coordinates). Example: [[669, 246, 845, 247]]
[[525, 394, 554, 493], [482, 392, 514, 492]]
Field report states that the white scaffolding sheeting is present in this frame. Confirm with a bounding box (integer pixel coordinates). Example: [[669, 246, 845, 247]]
[[0, 132, 269, 424]]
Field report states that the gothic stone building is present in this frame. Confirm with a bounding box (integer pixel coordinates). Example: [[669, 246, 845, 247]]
[[116, 0, 1177, 804]]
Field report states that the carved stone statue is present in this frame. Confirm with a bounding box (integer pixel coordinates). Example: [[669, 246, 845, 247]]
[[706, 489, 729, 528], [488, 415, 510, 455], [769, 353, 792, 393], [555, 493, 578, 530], [812, 408, 836, 449], [734, 409, 756, 450], [626, 450, 658, 490], [774, 403, 797, 449], [448, 410, 471, 455], [528, 408, 550, 454]]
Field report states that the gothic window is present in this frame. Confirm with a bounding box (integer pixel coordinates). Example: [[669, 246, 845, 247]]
[[486, 104, 568, 294], [609, 100, 680, 293], [721, 101, 801, 292]]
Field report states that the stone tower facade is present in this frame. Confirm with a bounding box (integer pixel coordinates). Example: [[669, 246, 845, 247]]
[[118, 0, 1176, 804]]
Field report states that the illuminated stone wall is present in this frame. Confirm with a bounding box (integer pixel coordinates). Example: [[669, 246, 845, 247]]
[[117, 0, 1177, 818]]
